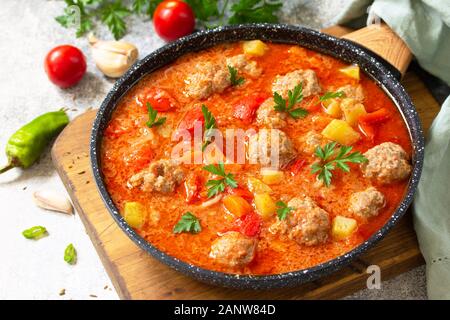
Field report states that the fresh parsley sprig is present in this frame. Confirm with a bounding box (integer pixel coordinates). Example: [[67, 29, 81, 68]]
[[203, 162, 237, 198], [173, 212, 202, 234], [319, 91, 346, 101], [276, 201, 293, 220], [56, 1, 283, 40], [311, 142, 368, 187], [273, 83, 308, 119], [201, 105, 217, 151], [228, 65, 245, 86], [146, 103, 166, 128]]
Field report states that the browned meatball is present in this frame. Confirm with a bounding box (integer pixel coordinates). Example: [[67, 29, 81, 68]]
[[247, 129, 296, 168], [184, 62, 230, 99], [226, 54, 262, 78], [361, 142, 412, 184], [256, 98, 287, 129], [272, 69, 321, 98], [209, 231, 257, 267], [127, 159, 184, 193], [270, 196, 330, 246], [336, 84, 365, 102], [349, 187, 386, 218]]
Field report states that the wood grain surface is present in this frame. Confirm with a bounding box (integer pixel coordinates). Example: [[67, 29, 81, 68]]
[[51, 27, 439, 300]]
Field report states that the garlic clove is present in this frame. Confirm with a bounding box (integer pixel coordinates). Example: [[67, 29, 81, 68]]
[[89, 34, 139, 78], [32, 190, 74, 215]]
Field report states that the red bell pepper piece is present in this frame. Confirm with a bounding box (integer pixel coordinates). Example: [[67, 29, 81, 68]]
[[290, 158, 306, 176], [359, 108, 390, 124], [136, 87, 177, 112], [226, 186, 253, 201], [233, 95, 266, 124], [184, 174, 202, 204], [234, 211, 262, 237], [177, 105, 205, 133]]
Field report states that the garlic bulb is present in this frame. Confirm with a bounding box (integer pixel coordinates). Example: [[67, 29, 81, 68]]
[[32, 190, 73, 215], [89, 35, 138, 78]]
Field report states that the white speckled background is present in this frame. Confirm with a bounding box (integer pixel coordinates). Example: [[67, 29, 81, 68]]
[[0, 0, 426, 299]]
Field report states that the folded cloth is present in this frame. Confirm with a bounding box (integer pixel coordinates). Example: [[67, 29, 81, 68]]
[[336, 0, 450, 299]]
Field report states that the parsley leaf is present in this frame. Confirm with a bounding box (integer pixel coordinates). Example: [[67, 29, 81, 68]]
[[203, 162, 237, 198], [273, 83, 308, 119], [319, 91, 346, 101], [101, 0, 130, 40], [228, 0, 282, 24], [276, 201, 293, 220], [186, 0, 220, 21], [173, 212, 202, 234], [55, 0, 96, 38], [311, 142, 368, 187], [201, 104, 217, 151], [228, 65, 245, 86], [146, 103, 166, 128]]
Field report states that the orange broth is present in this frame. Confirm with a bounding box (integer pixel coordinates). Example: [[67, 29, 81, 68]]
[[100, 42, 412, 275]]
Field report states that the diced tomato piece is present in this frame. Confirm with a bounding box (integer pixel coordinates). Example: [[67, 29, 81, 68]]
[[184, 174, 201, 204], [226, 186, 253, 201], [177, 105, 205, 133], [232, 94, 266, 124], [123, 141, 154, 172], [234, 211, 262, 237], [304, 96, 321, 112], [136, 87, 177, 112], [359, 108, 390, 124], [290, 158, 306, 176], [358, 120, 376, 142]]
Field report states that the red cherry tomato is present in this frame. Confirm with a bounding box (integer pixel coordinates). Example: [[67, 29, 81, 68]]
[[177, 105, 205, 133], [44, 45, 86, 88], [232, 95, 266, 124], [153, 0, 196, 42], [136, 87, 177, 112], [234, 212, 262, 237]]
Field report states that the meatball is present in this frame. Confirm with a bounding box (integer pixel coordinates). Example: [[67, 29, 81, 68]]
[[248, 129, 296, 168], [270, 196, 330, 246], [337, 84, 364, 102], [184, 62, 230, 99], [272, 69, 321, 98], [226, 54, 262, 78], [302, 131, 326, 154], [349, 187, 386, 218], [256, 98, 287, 128], [128, 159, 184, 193], [209, 231, 257, 267], [361, 142, 412, 184]]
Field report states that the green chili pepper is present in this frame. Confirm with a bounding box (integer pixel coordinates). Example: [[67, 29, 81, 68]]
[[0, 110, 69, 174], [22, 226, 48, 240]]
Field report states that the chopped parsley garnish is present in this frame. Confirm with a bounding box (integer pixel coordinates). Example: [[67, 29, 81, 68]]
[[273, 83, 308, 119], [228, 65, 245, 86], [276, 201, 294, 220], [311, 142, 368, 187], [201, 104, 217, 151], [173, 212, 202, 234], [146, 102, 166, 128], [319, 91, 346, 101], [203, 162, 237, 198]]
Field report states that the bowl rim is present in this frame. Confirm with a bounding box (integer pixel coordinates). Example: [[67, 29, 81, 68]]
[[90, 23, 424, 289]]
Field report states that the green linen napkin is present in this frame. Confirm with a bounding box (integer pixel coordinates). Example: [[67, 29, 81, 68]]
[[336, 0, 450, 299]]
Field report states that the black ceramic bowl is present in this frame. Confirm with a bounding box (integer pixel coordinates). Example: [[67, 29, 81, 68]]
[[91, 24, 424, 289]]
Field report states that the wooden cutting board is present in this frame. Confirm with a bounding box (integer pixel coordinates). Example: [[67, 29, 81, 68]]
[[51, 27, 440, 300]]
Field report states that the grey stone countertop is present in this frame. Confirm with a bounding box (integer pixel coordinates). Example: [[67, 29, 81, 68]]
[[0, 0, 427, 299]]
